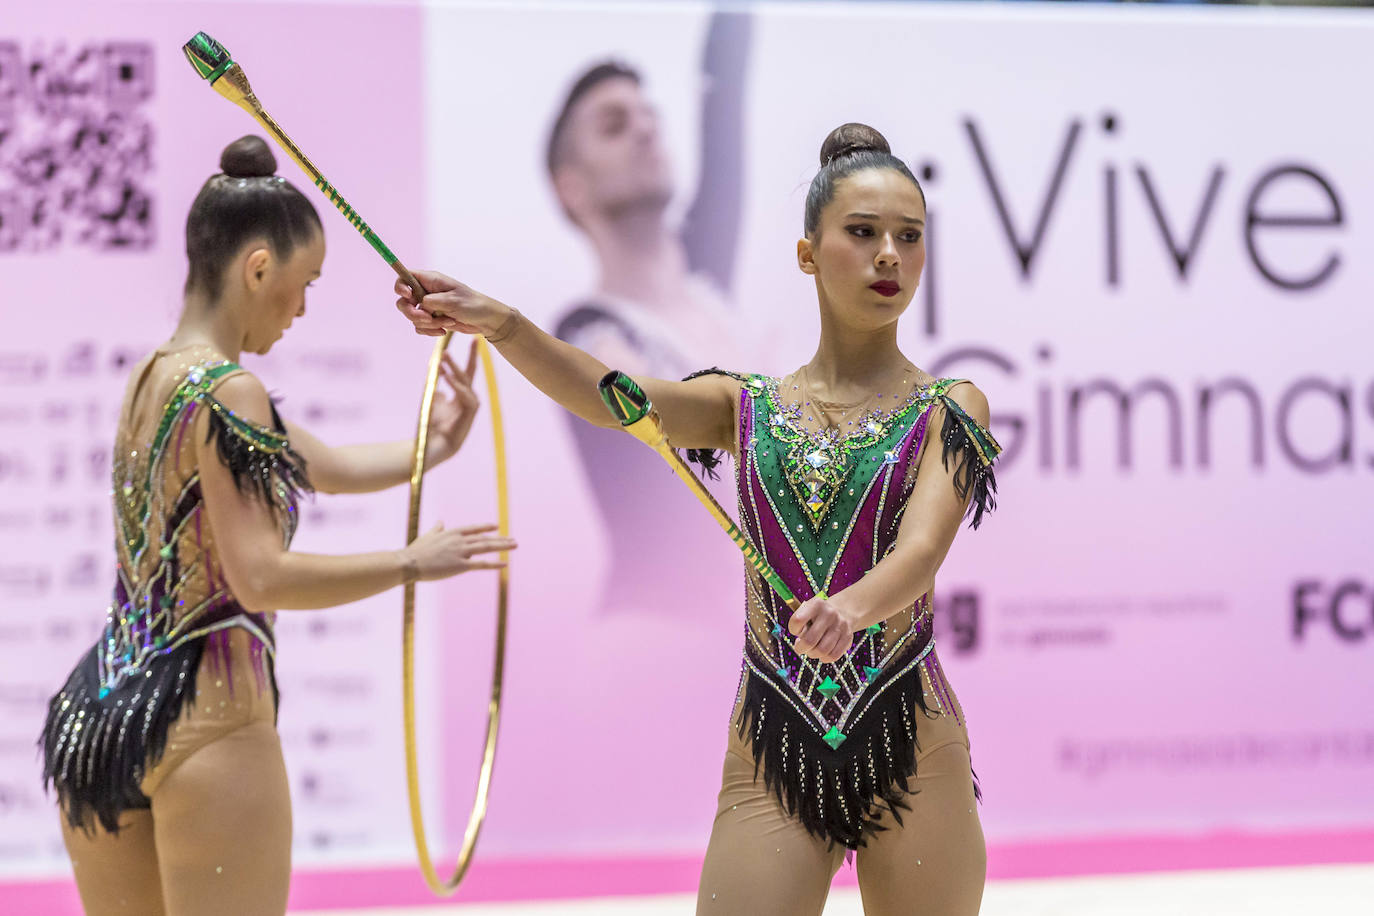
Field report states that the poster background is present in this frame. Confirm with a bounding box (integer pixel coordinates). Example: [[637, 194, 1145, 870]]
[[0, 0, 442, 874], [1, 0, 1370, 884], [423, 0, 1374, 856]]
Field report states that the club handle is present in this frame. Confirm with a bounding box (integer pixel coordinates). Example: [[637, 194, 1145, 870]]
[[391, 262, 428, 302]]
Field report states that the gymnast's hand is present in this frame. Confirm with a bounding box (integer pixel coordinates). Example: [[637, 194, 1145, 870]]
[[789, 594, 858, 664], [403, 522, 516, 581], [395, 270, 509, 339], [425, 340, 481, 467]]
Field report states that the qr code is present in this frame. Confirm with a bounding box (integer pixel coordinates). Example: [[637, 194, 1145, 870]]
[[0, 41, 154, 251]]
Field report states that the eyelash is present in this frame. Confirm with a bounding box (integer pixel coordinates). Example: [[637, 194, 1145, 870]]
[[846, 225, 923, 243]]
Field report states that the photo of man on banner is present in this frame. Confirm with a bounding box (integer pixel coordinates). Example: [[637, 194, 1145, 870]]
[[545, 11, 758, 616]]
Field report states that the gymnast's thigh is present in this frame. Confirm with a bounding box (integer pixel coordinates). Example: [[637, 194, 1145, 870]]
[[145, 634, 291, 916], [697, 737, 846, 916], [61, 807, 166, 916], [150, 716, 292, 916], [854, 707, 986, 916]]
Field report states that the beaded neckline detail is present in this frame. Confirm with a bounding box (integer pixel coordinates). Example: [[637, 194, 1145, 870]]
[[754, 374, 947, 531]]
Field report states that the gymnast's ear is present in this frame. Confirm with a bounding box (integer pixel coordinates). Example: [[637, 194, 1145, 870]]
[[797, 237, 818, 275], [242, 245, 272, 291]]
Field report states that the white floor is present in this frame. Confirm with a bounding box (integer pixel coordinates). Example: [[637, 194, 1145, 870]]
[[301, 863, 1374, 915]]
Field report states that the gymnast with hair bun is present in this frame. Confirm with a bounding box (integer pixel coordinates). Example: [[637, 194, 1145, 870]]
[[41, 134, 514, 916], [398, 122, 999, 915]]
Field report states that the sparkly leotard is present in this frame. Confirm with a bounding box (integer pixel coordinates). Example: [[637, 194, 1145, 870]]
[[725, 372, 999, 849], [40, 352, 310, 832]]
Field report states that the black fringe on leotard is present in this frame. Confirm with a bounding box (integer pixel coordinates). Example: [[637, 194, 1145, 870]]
[[936, 394, 999, 530], [205, 399, 312, 521], [681, 367, 746, 479], [734, 643, 966, 850], [40, 640, 206, 834]]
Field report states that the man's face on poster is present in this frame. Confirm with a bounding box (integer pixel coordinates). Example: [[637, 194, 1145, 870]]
[[556, 76, 673, 223]]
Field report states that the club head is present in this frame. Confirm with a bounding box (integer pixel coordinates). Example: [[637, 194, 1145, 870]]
[[182, 31, 234, 83], [598, 371, 652, 426]]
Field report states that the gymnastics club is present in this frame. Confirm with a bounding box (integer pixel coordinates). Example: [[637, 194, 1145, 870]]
[[182, 32, 512, 896], [181, 32, 410, 281], [598, 371, 802, 611]]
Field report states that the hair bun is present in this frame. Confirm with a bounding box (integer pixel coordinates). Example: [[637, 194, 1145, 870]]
[[220, 135, 277, 178], [819, 122, 891, 167]]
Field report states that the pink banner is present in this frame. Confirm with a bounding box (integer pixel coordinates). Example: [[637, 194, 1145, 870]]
[[1, 0, 432, 873], [421, 0, 1374, 861], [2, 0, 1371, 896]]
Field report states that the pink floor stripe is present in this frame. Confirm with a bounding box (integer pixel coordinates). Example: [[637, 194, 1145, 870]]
[[985, 828, 1374, 880], [7, 829, 1373, 913]]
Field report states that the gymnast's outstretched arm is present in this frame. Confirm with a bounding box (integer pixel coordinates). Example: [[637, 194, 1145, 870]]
[[395, 269, 739, 454]]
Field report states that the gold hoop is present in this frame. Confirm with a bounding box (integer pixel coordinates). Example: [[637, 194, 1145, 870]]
[[401, 332, 510, 895], [181, 33, 512, 896]]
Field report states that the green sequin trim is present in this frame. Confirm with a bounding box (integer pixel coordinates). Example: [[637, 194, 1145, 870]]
[[124, 362, 291, 562], [744, 373, 956, 591]]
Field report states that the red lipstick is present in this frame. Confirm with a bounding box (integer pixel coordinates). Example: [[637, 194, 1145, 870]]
[[869, 281, 900, 297]]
